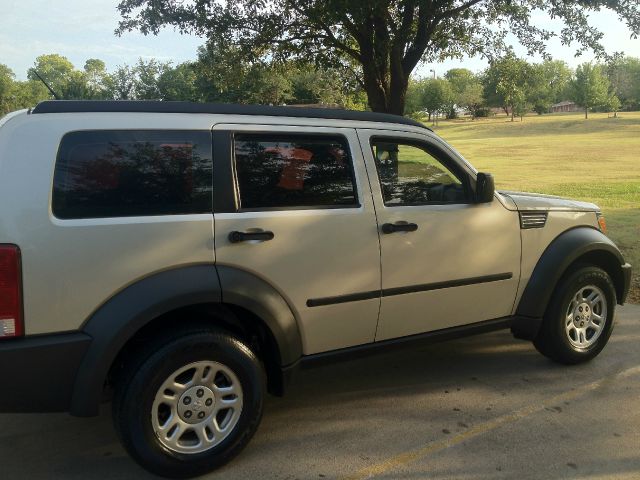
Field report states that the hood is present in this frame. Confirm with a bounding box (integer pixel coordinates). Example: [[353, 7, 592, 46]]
[[498, 190, 599, 212]]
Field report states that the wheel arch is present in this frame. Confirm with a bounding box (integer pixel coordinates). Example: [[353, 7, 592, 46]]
[[70, 264, 302, 417], [516, 227, 627, 321]]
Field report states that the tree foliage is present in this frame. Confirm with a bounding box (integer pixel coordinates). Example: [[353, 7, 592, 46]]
[[445, 68, 483, 118], [570, 63, 612, 119], [527, 60, 572, 114], [115, 0, 640, 114], [490, 54, 531, 121], [607, 56, 640, 111]]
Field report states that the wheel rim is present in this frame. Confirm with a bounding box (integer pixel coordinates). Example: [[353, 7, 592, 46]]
[[565, 285, 607, 349], [151, 361, 243, 454]]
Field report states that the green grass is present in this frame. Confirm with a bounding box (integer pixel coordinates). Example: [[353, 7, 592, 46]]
[[429, 112, 640, 303]]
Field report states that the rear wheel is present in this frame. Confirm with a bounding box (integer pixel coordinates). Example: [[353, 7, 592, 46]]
[[113, 329, 264, 478], [534, 266, 616, 364]]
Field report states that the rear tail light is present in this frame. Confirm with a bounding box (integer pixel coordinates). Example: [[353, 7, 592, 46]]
[[0, 245, 23, 339]]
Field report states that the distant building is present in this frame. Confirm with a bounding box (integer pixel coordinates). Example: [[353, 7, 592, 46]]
[[551, 101, 579, 113]]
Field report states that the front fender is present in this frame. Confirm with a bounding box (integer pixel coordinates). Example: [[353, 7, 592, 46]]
[[516, 227, 627, 320]]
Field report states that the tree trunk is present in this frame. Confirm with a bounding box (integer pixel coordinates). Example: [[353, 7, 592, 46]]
[[361, 67, 408, 115], [388, 53, 408, 116], [360, 43, 409, 115], [585, 107, 588, 119]]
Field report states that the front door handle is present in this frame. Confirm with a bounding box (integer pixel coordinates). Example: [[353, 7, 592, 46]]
[[228, 230, 275, 243], [381, 222, 419, 234]]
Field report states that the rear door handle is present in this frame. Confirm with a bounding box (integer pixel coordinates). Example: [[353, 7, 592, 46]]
[[228, 230, 275, 243], [381, 222, 418, 234]]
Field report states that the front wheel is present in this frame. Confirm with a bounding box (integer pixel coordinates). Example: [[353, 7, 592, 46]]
[[113, 330, 264, 478], [533, 266, 616, 364]]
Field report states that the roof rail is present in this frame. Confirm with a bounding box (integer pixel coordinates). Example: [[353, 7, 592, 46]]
[[31, 100, 428, 130]]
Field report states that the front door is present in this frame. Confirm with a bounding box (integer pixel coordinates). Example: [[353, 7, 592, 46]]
[[213, 124, 381, 354], [357, 129, 521, 341]]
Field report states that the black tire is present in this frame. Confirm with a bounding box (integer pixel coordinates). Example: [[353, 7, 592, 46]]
[[112, 329, 264, 478], [533, 265, 616, 364]]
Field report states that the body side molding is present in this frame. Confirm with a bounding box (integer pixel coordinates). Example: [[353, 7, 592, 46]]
[[307, 273, 513, 307]]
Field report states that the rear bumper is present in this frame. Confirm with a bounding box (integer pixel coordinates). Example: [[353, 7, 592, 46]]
[[0, 332, 91, 412], [620, 263, 632, 305]]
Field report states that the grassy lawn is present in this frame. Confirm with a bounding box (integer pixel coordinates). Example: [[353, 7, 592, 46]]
[[429, 112, 640, 303]]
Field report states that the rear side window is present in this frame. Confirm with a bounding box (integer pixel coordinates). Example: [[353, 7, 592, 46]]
[[53, 130, 212, 219], [234, 134, 358, 210]]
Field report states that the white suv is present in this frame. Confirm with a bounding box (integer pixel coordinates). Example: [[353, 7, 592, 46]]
[[0, 101, 631, 477]]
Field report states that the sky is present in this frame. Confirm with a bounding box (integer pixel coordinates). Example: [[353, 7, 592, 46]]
[[1, 0, 639, 80]]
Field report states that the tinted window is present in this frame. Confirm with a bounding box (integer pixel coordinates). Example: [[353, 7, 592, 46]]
[[53, 130, 212, 219], [234, 134, 358, 210], [372, 140, 468, 206]]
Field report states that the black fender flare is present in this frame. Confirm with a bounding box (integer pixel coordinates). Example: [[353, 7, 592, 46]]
[[516, 227, 627, 321], [216, 265, 302, 367], [70, 264, 302, 417]]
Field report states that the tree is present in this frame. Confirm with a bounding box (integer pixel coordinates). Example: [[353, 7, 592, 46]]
[[0, 64, 16, 115], [109, 65, 137, 100], [244, 65, 294, 105], [570, 63, 610, 119], [445, 68, 484, 119], [83, 59, 113, 99], [158, 63, 201, 101], [404, 78, 427, 117], [290, 65, 365, 108], [422, 78, 453, 125], [6, 80, 50, 113], [27, 54, 75, 96], [487, 54, 531, 121], [193, 42, 251, 103], [116, 0, 640, 115], [606, 56, 640, 111], [527, 60, 572, 114], [605, 94, 622, 118], [134, 59, 171, 99]]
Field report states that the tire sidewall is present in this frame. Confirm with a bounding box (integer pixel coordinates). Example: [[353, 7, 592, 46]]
[[119, 332, 264, 478], [548, 267, 616, 361]]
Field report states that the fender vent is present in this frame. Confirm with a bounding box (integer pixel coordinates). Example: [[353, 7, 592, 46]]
[[520, 211, 548, 229]]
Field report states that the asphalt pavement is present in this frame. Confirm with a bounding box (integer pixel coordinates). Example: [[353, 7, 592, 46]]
[[1, 305, 639, 479]]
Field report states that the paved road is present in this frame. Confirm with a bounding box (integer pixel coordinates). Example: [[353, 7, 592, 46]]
[[2, 305, 639, 480]]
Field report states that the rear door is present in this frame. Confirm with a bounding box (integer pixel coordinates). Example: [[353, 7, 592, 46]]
[[212, 124, 381, 354], [357, 128, 521, 341]]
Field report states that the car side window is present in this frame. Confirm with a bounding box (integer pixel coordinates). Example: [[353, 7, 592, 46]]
[[53, 130, 213, 219], [371, 139, 469, 206], [234, 133, 359, 210]]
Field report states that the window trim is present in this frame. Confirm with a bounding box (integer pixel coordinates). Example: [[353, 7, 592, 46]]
[[369, 135, 474, 207], [51, 129, 214, 220], [231, 131, 362, 213]]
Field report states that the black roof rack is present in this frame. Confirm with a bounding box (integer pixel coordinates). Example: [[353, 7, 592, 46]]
[[31, 100, 427, 129]]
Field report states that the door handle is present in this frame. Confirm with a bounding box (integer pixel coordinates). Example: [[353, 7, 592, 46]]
[[381, 222, 418, 234], [228, 230, 275, 243]]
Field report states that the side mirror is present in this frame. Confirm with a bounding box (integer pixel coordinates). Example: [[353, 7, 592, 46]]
[[476, 172, 495, 203]]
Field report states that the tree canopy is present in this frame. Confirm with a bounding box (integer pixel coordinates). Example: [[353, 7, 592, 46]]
[[116, 0, 640, 114], [570, 63, 613, 119], [3, 51, 640, 121]]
